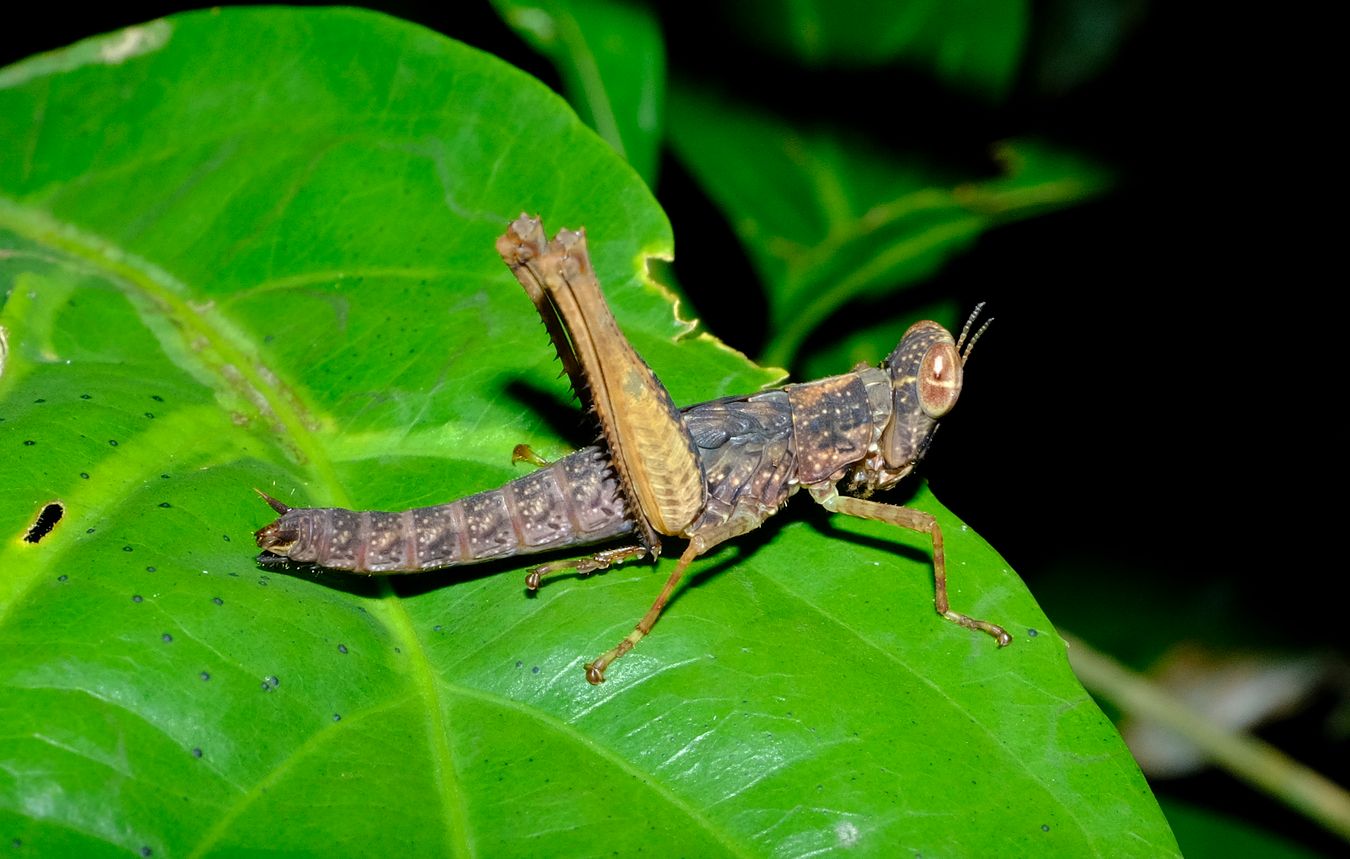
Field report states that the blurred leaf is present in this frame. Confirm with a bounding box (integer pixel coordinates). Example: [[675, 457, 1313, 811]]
[[721, 0, 1030, 99], [1161, 798, 1324, 859], [795, 295, 959, 383], [0, 8, 1173, 856], [1031, 0, 1148, 96], [493, 0, 665, 184], [667, 84, 1110, 368]]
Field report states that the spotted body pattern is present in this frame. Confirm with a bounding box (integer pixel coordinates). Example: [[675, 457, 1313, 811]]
[[256, 445, 633, 572], [256, 215, 1008, 683]]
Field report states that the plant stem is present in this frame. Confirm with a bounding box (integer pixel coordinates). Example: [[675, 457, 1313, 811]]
[[1062, 632, 1350, 843]]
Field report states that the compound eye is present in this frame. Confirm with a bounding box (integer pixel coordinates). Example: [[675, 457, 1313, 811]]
[[918, 341, 962, 418]]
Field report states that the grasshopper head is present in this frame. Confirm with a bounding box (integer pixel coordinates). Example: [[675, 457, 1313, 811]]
[[879, 306, 990, 471]]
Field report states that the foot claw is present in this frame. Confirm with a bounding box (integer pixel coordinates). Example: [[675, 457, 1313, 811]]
[[943, 610, 1012, 647]]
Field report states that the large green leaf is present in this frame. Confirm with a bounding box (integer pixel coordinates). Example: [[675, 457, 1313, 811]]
[[0, 9, 1175, 857]]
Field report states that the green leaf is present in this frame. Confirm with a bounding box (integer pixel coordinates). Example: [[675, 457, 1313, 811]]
[[667, 84, 1110, 369], [0, 9, 1174, 857], [493, 0, 665, 185], [719, 0, 1030, 99], [1161, 799, 1324, 859]]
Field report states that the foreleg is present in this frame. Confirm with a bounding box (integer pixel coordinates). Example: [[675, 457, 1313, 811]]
[[811, 487, 1011, 646]]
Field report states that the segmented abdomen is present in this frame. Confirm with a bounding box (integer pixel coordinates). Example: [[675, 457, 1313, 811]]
[[256, 446, 634, 573]]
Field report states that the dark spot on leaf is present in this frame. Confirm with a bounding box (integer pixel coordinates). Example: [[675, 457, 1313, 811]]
[[257, 577, 268, 586], [144, 412, 155, 419], [192, 748, 202, 758], [146, 566, 156, 573], [85, 528, 95, 534], [531, 666, 540, 674], [200, 672, 210, 681], [132, 595, 143, 603], [260, 675, 279, 692], [57, 574, 67, 582], [433, 624, 442, 632], [108, 439, 118, 447], [81, 393, 92, 399], [515, 660, 523, 669], [212, 597, 223, 606], [333, 713, 342, 722], [162, 633, 173, 643], [23, 502, 63, 543], [337, 644, 348, 654], [222, 534, 231, 542], [123, 546, 133, 552], [1041, 824, 1050, 832], [158, 502, 171, 509], [141, 847, 152, 857], [33, 398, 45, 404], [160, 474, 170, 479], [22, 440, 35, 446], [79, 472, 89, 479], [393, 647, 401, 654], [150, 395, 163, 402], [1027, 629, 1039, 638], [13, 837, 22, 847]]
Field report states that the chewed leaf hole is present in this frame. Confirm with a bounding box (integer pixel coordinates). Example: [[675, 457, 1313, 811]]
[[23, 502, 65, 543]]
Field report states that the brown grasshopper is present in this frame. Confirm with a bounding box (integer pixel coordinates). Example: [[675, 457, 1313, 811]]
[[255, 214, 1010, 683]]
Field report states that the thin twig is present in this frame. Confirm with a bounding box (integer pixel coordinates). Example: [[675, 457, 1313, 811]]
[[1062, 632, 1350, 843]]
